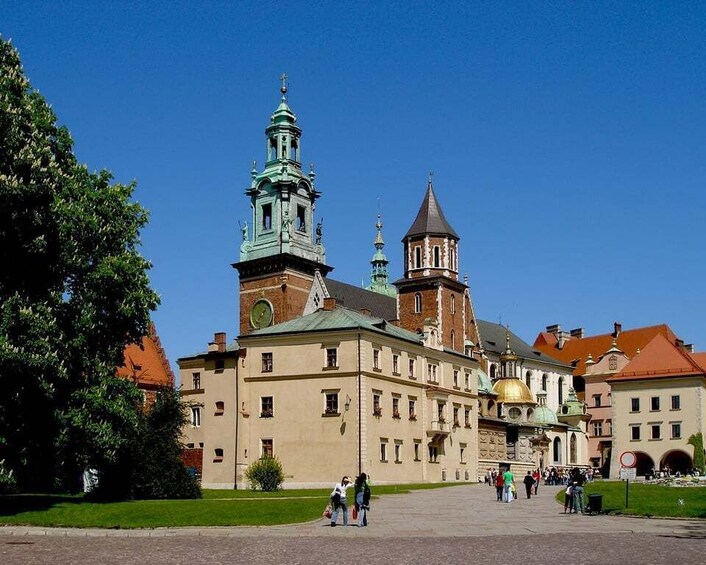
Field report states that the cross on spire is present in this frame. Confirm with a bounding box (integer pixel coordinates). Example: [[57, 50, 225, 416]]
[[280, 73, 288, 99]]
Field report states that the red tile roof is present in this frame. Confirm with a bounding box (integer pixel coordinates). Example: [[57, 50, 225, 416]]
[[533, 324, 678, 376], [607, 334, 705, 382], [116, 323, 174, 390]]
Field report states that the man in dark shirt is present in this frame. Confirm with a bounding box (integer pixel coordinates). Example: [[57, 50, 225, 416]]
[[523, 471, 535, 499]]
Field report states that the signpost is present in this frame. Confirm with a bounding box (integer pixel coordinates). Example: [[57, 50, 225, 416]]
[[619, 451, 637, 508]]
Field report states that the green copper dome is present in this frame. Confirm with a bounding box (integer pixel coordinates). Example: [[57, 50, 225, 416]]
[[531, 390, 558, 425], [557, 387, 587, 417], [477, 369, 493, 394]]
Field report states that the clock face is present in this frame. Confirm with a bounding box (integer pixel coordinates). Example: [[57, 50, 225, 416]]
[[251, 299, 274, 329]]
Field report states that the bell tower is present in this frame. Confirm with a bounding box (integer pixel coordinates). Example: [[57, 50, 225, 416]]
[[394, 176, 480, 355], [234, 76, 332, 335]]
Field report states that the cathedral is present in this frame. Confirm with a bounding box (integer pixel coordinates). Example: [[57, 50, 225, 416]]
[[179, 80, 589, 488]]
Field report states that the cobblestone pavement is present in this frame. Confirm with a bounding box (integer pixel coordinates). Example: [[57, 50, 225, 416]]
[[2, 484, 704, 564]]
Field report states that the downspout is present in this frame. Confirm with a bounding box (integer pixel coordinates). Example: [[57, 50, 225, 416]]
[[357, 332, 362, 476]]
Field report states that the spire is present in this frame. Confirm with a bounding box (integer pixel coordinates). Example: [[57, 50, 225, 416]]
[[366, 214, 397, 297], [404, 176, 459, 239]]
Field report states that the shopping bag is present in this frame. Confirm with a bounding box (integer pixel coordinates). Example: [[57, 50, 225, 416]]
[[352, 505, 358, 520]]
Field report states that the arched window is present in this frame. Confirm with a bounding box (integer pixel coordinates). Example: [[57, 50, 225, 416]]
[[542, 374, 548, 392], [558, 377, 564, 404], [450, 330, 456, 350], [450, 294, 456, 314], [490, 364, 497, 380], [414, 247, 422, 269], [570, 433, 577, 464], [450, 247, 456, 270], [525, 371, 532, 388], [433, 246, 440, 267], [414, 293, 422, 313], [553, 437, 562, 464]]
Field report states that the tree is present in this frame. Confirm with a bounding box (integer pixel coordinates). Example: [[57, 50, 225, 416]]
[[687, 433, 705, 474], [0, 36, 159, 492]]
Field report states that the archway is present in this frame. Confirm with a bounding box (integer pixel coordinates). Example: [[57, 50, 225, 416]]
[[634, 451, 655, 477], [660, 450, 693, 475], [553, 437, 562, 464]]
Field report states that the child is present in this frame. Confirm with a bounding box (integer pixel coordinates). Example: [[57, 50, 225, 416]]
[[564, 483, 574, 513]]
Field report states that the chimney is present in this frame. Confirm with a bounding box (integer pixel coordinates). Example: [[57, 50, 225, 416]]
[[546, 324, 561, 335], [685, 344, 694, 353], [675, 338, 685, 350], [214, 332, 226, 353], [570, 328, 584, 339], [557, 331, 570, 350], [323, 297, 336, 311], [613, 322, 622, 338]]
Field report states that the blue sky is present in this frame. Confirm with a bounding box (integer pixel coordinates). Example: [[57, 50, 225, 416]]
[[2, 1, 705, 366]]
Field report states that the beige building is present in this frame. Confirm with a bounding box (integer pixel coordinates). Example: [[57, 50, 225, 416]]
[[608, 333, 706, 477]]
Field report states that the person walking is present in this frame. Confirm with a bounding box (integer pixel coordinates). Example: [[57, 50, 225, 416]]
[[564, 482, 574, 513], [495, 470, 504, 501], [523, 471, 535, 499], [532, 469, 541, 495], [354, 473, 371, 527], [330, 476, 351, 526], [572, 477, 586, 514], [502, 467, 515, 503]]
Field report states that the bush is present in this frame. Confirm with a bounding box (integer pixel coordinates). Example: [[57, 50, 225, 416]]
[[0, 458, 17, 494], [245, 456, 284, 491]]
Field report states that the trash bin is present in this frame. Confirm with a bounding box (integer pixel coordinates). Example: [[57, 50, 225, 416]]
[[588, 493, 603, 514]]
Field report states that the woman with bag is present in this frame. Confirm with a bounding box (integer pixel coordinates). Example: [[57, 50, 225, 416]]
[[329, 476, 351, 527], [354, 473, 371, 527]]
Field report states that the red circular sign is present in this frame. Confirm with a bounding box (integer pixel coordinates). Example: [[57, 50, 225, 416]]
[[620, 451, 637, 468]]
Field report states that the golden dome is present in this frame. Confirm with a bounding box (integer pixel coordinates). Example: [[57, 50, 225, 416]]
[[492, 378, 535, 404]]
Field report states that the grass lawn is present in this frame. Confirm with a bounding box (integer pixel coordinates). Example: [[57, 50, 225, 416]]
[[0, 482, 457, 529], [555, 480, 706, 519]]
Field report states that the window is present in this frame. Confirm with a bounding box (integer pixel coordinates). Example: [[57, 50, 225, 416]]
[[373, 392, 382, 416], [541, 374, 548, 391], [671, 423, 681, 439], [453, 370, 459, 388], [214, 448, 224, 462], [261, 438, 273, 457], [392, 397, 400, 418], [325, 392, 339, 415], [450, 247, 456, 270], [192, 372, 201, 390], [392, 354, 399, 374], [414, 293, 422, 313], [508, 407, 521, 420], [296, 204, 306, 232], [453, 406, 460, 427], [631, 398, 640, 412], [408, 358, 416, 378], [326, 347, 338, 368], [464, 372, 470, 390], [215, 359, 224, 372], [651, 397, 660, 411], [261, 396, 273, 418], [428, 445, 438, 463], [631, 425, 641, 441], [380, 440, 388, 462], [191, 406, 201, 427], [215, 401, 225, 415], [606, 419, 612, 436], [464, 407, 471, 428], [592, 421, 602, 436], [394, 442, 402, 463], [414, 441, 421, 461], [592, 394, 602, 408], [373, 349, 381, 370], [427, 363, 438, 383], [460, 443, 467, 464], [450, 330, 456, 350], [671, 395, 681, 410], [525, 371, 531, 388], [408, 399, 417, 420], [651, 424, 661, 440], [262, 203, 272, 230], [451, 294, 456, 314], [558, 377, 564, 404], [433, 246, 440, 267], [437, 402, 445, 423], [414, 246, 422, 269], [262, 352, 273, 372]]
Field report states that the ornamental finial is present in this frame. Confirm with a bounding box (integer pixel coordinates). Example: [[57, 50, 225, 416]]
[[280, 73, 288, 99], [428, 171, 434, 186]]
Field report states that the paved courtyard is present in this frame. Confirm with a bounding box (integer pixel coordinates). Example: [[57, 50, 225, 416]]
[[2, 484, 704, 564]]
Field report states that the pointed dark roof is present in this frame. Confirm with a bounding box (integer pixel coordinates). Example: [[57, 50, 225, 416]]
[[324, 278, 397, 320], [404, 180, 459, 239]]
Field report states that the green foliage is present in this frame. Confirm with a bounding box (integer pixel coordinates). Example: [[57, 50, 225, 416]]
[[245, 456, 285, 491], [687, 433, 705, 473], [0, 35, 159, 492], [0, 457, 17, 494]]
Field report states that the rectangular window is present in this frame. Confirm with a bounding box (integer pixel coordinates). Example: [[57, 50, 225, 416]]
[[592, 394, 601, 408], [671, 423, 681, 439], [464, 372, 470, 390], [606, 419, 612, 436], [671, 395, 681, 410], [592, 421, 603, 436], [453, 406, 460, 427], [326, 348, 338, 368], [631, 425, 641, 441], [651, 424, 661, 440], [408, 359, 416, 379], [192, 372, 201, 390], [464, 407, 471, 428], [380, 441, 388, 462], [428, 445, 438, 463], [460, 443, 467, 464], [373, 349, 380, 370], [262, 352, 273, 372], [394, 442, 402, 463], [214, 448, 224, 462], [392, 397, 400, 419], [427, 364, 438, 383], [392, 354, 399, 375], [215, 401, 225, 415], [373, 393, 382, 416], [214, 359, 224, 372], [631, 398, 640, 412], [437, 402, 445, 423], [453, 370, 459, 388], [325, 392, 339, 415], [262, 203, 272, 230], [191, 406, 201, 427], [296, 204, 306, 232], [261, 438, 273, 457], [414, 441, 421, 461], [651, 397, 660, 411], [408, 398, 417, 420], [261, 396, 273, 418]]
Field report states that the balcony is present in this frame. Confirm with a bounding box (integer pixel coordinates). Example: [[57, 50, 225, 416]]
[[426, 419, 450, 442]]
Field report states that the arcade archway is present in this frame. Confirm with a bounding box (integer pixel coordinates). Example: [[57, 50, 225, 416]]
[[635, 451, 655, 476], [660, 450, 692, 475]]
